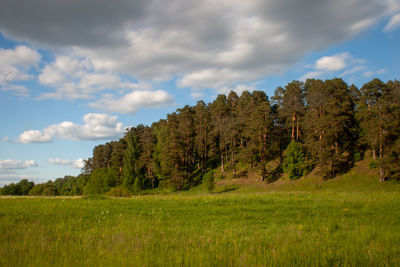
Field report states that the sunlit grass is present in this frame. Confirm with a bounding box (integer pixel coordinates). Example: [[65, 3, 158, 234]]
[[1, 190, 400, 266]]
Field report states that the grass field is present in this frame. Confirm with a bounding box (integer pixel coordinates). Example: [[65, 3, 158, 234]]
[[1, 181, 400, 266]]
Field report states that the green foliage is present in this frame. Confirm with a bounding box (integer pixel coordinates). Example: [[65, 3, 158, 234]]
[[0, 179, 34, 196], [107, 186, 131, 197], [29, 181, 56, 196], [283, 140, 311, 179], [353, 152, 362, 162], [368, 160, 378, 169], [84, 168, 116, 195], [0, 183, 18, 195], [202, 169, 215, 192], [4, 77, 399, 193]]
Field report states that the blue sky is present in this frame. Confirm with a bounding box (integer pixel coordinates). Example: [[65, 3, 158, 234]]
[[0, 0, 399, 185]]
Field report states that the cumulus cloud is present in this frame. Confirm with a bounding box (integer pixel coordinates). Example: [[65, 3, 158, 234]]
[[301, 53, 369, 80], [217, 84, 257, 96], [0, 0, 394, 92], [89, 90, 174, 114], [315, 53, 349, 71], [16, 113, 124, 143], [48, 158, 84, 169], [0, 159, 38, 173], [0, 45, 41, 96], [38, 55, 153, 100]]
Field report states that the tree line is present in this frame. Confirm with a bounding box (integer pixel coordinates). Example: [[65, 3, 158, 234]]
[[1, 78, 399, 196]]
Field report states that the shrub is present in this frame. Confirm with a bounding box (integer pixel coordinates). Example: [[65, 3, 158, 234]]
[[283, 140, 311, 179], [368, 160, 378, 169], [107, 186, 131, 197], [84, 168, 117, 195], [203, 170, 215, 193]]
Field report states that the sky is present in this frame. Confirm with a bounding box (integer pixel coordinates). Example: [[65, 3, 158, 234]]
[[0, 0, 399, 185]]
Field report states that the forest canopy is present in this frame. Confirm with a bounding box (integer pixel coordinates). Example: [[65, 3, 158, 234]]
[[1, 78, 399, 196]]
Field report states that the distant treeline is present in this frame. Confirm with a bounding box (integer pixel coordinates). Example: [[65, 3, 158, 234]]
[[1, 78, 399, 196]]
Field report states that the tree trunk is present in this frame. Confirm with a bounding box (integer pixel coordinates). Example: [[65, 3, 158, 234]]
[[221, 153, 224, 173], [379, 126, 384, 182], [296, 118, 299, 140], [291, 112, 295, 139]]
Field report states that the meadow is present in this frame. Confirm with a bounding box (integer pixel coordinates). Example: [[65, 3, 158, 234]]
[[1, 177, 400, 267]]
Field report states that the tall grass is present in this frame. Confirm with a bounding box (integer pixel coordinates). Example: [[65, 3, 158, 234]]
[[1, 191, 400, 266]]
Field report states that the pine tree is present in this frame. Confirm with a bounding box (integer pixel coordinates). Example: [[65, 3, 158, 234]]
[[304, 78, 357, 178], [122, 127, 142, 191], [359, 79, 395, 181]]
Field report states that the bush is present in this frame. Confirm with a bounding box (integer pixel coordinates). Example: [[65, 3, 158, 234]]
[[368, 160, 378, 169], [107, 186, 131, 197], [203, 170, 215, 193], [28, 181, 56, 196], [283, 140, 312, 179], [84, 168, 117, 195]]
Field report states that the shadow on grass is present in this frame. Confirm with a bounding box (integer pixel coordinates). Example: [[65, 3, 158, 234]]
[[213, 186, 240, 194], [265, 165, 283, 184]]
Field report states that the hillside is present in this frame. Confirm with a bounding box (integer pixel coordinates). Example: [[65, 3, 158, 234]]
[[186, 156, 400, 195]]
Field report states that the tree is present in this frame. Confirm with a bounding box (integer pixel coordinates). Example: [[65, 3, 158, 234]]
[[247, 91, 275, 179], [139, 126, 157, 188], [110, 140, 127, 185], [194, 101, 211, 172], [122, 127, 142, 192], [358, 79, 396, 182], [282, 140, 311, 179], [203, 169, 215, 193], [304, 78, 357, 178], [272, 81, 305, 141], [210, 95, 229, 173], [84, 168, 116, 195], [29, 181, 56, 196]]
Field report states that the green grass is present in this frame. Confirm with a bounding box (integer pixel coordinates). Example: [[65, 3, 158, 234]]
[[1, 189, 400, 266]]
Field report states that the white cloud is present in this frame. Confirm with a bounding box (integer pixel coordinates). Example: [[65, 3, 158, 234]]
[[2, 84, 30, 97], [0, 159, 38, 173], [217, 84, 256, 96], [38, 55, 152, 100], [2, 137, 9, 142], [49, 158, 84, 169], [340, 65, 367, 76], [0, 45, 40, 96], [16, 113, 124, 143], [89, 90, 174, 114], [0, 174, 40, 186], [0, 0, 389, 92], [301, 52, 369, 80], [384, 13, 400, 31], [0, 0, 396, 94], [315, 53, 349, 71]]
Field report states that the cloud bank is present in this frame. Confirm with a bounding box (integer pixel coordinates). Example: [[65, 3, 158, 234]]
[[16, 113, 124, 143], [48, 158, 84, 169], [89, 90, 174, 114], [0, 45, 41, 96], [0, 159, 38, 172], [0, 0, 395, 93]]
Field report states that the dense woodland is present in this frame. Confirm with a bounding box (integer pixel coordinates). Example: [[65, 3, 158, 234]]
[[1, 78, 400, 196]]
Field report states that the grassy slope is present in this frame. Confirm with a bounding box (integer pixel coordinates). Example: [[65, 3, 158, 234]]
[[206, 158, 400, 194], [1, 159, 400, 266]]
